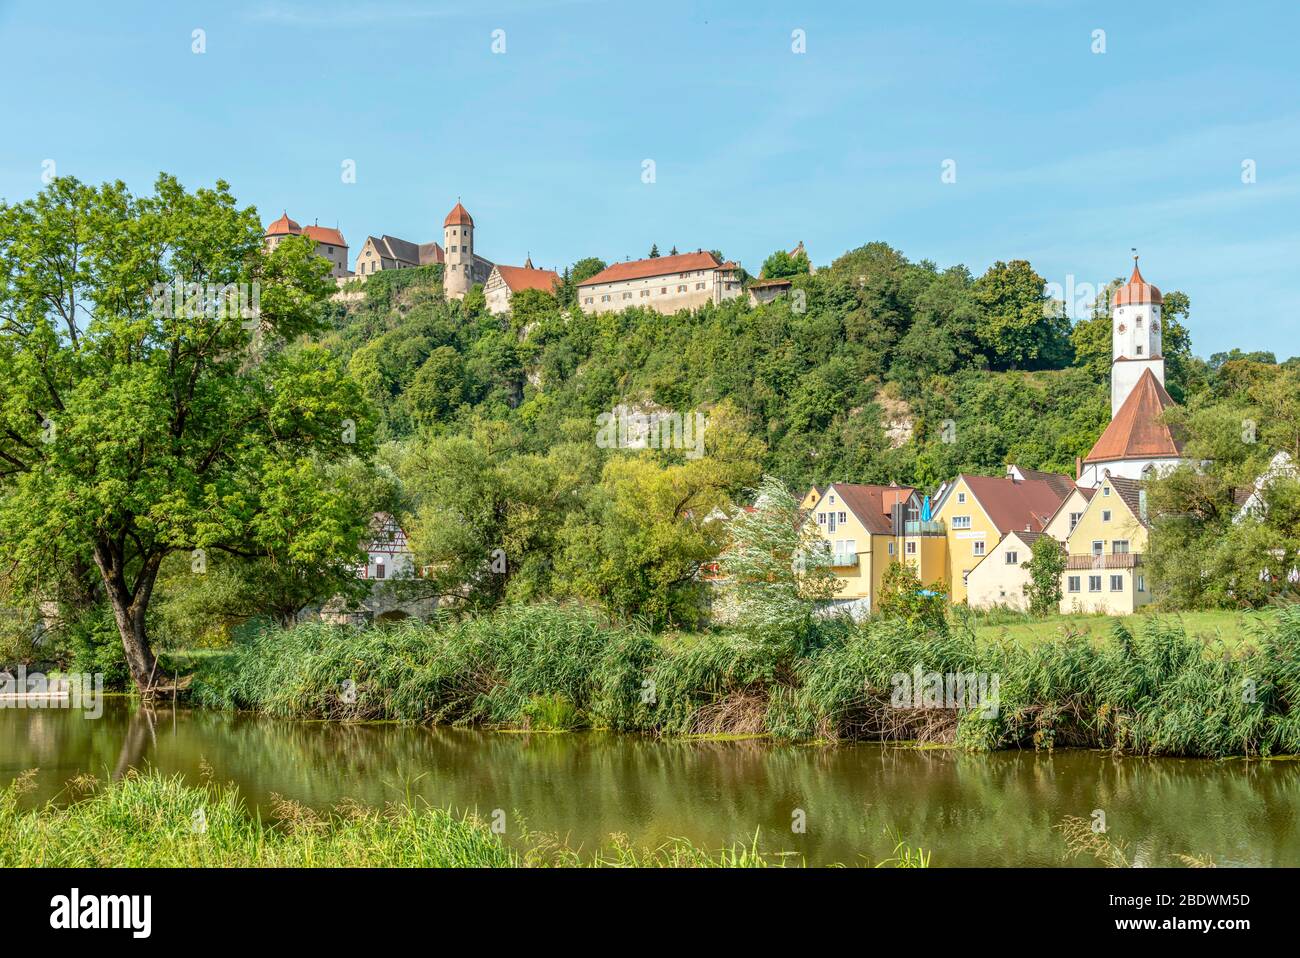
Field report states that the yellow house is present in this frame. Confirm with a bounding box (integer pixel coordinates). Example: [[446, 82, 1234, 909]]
[[965, 530, 1061, 610], [799, 486, 824, 512], [807, 483, 946, 616], [1060, 473, 1153, 613], [931, 468, 1074, 604], [1042, 486, 1096, 541]]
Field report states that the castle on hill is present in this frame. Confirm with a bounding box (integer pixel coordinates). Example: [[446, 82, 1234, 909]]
[[264, 200, 559, 314]]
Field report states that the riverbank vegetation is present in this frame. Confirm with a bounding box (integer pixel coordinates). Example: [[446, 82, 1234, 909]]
[[3, 173, 1299, 696], [0, 771, 930, 867], [191, 600, 1300, 758]]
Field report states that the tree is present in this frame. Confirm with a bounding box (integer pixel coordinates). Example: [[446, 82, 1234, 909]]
[[1021, 535, 1067, 615], [0, 175, 372, 690], [973, 260, 1071, 370], [760, 248, 811, 280], [717, 475, 841, 650], [875, 560, 947, 633], [405, 345, 467, 426], [648, 244, 660, 258]]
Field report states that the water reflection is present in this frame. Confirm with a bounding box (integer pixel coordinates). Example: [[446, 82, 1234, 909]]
[[2, 698, 1297, 866]]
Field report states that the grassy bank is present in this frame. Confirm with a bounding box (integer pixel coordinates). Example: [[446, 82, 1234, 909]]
[[191, 602, 1300, 757], [0, 771, 929, 867], [967, 607, 1278, 649]]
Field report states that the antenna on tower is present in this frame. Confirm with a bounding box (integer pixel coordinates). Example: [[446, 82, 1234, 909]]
[[1131, 246, 1138, 264]]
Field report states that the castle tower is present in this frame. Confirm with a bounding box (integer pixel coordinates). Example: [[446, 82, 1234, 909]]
[[443, 200, 475, 300], [1110, 255, 1165, 417]]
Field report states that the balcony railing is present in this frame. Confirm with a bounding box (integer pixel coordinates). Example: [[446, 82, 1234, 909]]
[[903, 519, 946, 536], [829, 552, 859, 567]]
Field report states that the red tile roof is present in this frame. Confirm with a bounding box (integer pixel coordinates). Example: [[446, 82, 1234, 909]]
[[443, 202, 473, 228], [1084, 369, 1183, 463], [578, 250, 721, 287], [957, 473, 1073, 534], [1113, 259, 1162, 306], [826, 483, 916, 535], [265, 212, 301, 236], [495, 264, 560, 294], [303, 225, 346, 247]]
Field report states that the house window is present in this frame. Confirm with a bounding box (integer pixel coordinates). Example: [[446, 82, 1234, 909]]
[[375, 561, 386, 580], [957, 492, 966, 504], [1069, 512, 1082, 531], [695, 282, 705, 290], [1102, 510, 1112, 522], [1103, 487, 1111, 497], [1088, 575, 1102, 592], [888, 542, 895, 556], [1136, 345, 1144, 355], [1005, 551, 1018, 565], [677, 285, 687, 293], [601, 295, 611, 302], [640, 290, 650, 297], [1137, 575, 1146, 592], [973, 541, 985, 557], [845, 539, 856, 555], [623, 292, 632, 300], [837, 512, 847, 524], [906, 541, 917, 556], [1110, 575, 1124, 592], [1068, 576, 1081, 593], [952, 516, 971, 530], [661, 287, 668, 294], [1092, 540, 1104, 556], [1113, 540, 1129, 554], [583, 297, 593, 305], [817, 513, 827, 525]]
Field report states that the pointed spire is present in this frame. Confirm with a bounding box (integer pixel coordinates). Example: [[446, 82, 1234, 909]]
[[1114, 250, 1161, 306], [523, 252, 533, 270]]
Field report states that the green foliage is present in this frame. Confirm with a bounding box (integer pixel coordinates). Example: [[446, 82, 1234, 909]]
[[972, 260, 1071, 370], [0, 770, 804, 867], [875, 561, 948, 633], [760, 248, 811, 279], [0, 174, 374, 687], [717, 475, 841, 653], [1022, 536, 1067, 615], [60, 607, 130, 688], [192, 600, 1300, 757]]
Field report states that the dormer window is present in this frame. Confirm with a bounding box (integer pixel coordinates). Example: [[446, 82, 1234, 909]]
[[1136, 345, 1143, 355]]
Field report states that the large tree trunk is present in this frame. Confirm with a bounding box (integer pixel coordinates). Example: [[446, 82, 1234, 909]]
[[92, 541, 161, 693]]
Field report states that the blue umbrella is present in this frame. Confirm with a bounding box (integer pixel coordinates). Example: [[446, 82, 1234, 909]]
[[920, 495, 931, 522]]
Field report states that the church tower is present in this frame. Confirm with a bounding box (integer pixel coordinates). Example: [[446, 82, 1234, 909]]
[[443, 200, 474, 300], [1110, 255, 1165, 417]]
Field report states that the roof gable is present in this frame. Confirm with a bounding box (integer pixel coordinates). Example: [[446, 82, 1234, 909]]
[[818, 483, 917, 535], [494, 264, 560, 293], [953, 472, 1072, 534], [578, 251, 722, 287], [1085, 369, 1183, 463]]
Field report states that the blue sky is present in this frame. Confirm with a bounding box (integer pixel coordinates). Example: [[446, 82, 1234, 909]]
[[1, 0, 1297, 357]]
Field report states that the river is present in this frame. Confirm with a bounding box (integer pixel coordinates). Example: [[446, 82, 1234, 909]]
[[3, 698, 1297, 866]]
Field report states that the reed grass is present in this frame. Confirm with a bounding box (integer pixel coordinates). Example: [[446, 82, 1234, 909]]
[[2, 771, 893, 867], [191, 601, 1300, 757]]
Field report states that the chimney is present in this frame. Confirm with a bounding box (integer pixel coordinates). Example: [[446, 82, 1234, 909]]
[[1075, 456, 1082, 480]]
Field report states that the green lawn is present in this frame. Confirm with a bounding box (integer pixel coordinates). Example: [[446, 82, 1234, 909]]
[[967, 606, 1286, 649]]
